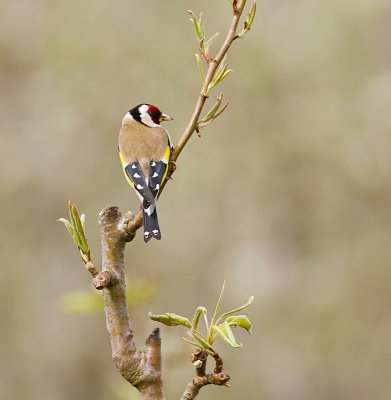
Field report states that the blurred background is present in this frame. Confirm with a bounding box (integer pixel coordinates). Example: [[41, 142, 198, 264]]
[[1, 0, 391, 399]]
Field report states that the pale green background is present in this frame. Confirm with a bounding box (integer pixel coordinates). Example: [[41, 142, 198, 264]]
[[1, 0, 391, 399]]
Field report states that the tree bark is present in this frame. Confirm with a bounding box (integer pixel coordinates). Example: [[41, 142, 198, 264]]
[[98, 206, 165, 399]]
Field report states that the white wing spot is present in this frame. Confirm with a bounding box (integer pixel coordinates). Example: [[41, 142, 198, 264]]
[[152, 172, 159, 178], [144, 205, 154, 216], [151, 161, 156, 166], [155, 184, 160, 190], [131, 164, 137, 169], [136, 184, 144, 189], [134, 172, 141, 178]]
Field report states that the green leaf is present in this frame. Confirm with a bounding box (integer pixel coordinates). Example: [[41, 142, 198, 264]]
[[199, 95, 229, 129], [69, 202, 89, 254], [80, 213, 86, 231], [216, 296, 254, 325], [213, 100, 229, 119], [189, 330, 212, 349], [182, 337, 215, 356], [220, 69, 233, 82], [248, 1, 257, 27], [58, 218, 77, 241], [192, 306, 207, 331], [202, 93, 223, 123], [226, 315, 252, 334], [198, 12, 205, 39], [182, 336, 205, 350], [238, 1, 257, 38], [195, 54, 206, 89], [214, 57, 227, 81], [213, 322, 243, 348], [188, 10, 203, 41], [207, 68, 233, 92], [149, 312, 192, 328], [209, 281, 226, 332]]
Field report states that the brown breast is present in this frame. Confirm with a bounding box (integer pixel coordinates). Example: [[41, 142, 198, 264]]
[[118, 119, 168, 176]]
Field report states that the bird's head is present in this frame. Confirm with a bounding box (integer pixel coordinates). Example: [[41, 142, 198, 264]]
[[127, 104, 173, 128]]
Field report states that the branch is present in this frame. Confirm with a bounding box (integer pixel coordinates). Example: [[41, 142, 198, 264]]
[[60, 2, 255, 399], [125, 0, 251, 235], [97, 207, 165, 399], [173, 0, 247, 162], [180, 350, 230, 400]]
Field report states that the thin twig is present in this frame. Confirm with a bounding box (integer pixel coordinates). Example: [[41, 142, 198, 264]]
[[172, 0, 247, 162], [180, 349, 230, 400], [125, 0, 249, 236]]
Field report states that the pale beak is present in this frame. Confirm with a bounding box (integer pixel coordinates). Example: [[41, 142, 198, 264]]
[[160, 113, 174, 122]]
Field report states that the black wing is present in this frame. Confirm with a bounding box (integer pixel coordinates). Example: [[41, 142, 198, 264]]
[[124, 162, 155, 206]]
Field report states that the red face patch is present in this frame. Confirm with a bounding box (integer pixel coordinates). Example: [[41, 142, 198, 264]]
[[147, 105, 162, 125]]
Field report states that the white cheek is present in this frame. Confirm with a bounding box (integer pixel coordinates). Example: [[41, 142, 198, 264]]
[[139, 104, 149, 114], [140, 113, 160, 128]]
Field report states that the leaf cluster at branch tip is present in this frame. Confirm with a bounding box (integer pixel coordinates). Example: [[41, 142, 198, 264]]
[[58, 201, 91, 264], [149, 282, 253, 354]]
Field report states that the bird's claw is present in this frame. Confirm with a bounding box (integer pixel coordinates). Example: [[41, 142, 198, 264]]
[[169, 160, 177, 173]]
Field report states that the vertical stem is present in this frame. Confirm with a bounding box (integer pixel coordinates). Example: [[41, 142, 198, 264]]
[[99, 207, 140, 382], [99, 207, 165, 399]]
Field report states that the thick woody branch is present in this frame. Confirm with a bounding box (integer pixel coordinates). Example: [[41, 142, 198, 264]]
[[125, 0, 249, 235], [98, 207, 165, 399], [99, 207, 138, 378]]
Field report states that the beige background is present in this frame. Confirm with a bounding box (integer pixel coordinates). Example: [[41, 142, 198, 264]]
[[1, 0, 391, 399]]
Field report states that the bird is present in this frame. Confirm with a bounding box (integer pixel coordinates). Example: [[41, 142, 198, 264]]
[[118, 104, 173, 242]]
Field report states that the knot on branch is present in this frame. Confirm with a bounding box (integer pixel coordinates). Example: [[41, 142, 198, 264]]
[[92, 270, 117, 289], [212, 351, 224, 373], [191, 349, 208, 376], [193, 372, 230, 386]]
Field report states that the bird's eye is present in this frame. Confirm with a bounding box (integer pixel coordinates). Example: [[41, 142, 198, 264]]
[[149, 112, 160, 118]]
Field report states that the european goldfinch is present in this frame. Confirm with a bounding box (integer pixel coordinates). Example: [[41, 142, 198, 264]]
[[118, 104, 173, 242]]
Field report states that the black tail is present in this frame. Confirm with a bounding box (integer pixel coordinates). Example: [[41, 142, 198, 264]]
[[142, 206, 161, 243]]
